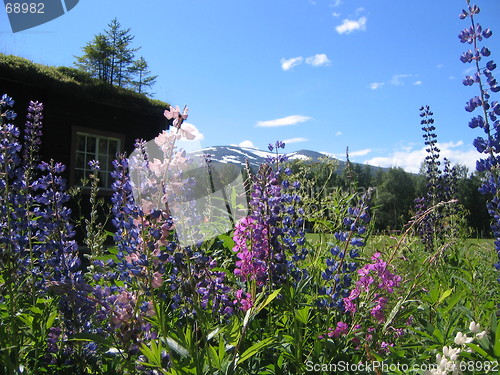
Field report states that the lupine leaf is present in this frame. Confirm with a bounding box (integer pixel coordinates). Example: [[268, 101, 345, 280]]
[[238, 337, 275, 364]]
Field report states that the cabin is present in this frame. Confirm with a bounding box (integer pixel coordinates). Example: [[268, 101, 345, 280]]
[[0, 53, 169, 193]]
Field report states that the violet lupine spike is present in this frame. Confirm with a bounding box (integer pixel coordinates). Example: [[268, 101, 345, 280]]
[[459, 1, 500, 280], [318, 189, 373, 312], [23, 101, 44, 170]]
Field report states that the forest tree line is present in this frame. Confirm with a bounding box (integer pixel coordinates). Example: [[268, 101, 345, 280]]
[[284, 158, 491, 237]]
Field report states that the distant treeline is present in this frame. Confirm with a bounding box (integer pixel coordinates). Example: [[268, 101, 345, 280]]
[[285, 158, 491, 236]]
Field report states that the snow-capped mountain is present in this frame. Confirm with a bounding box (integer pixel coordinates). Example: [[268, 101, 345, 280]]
[[189, 145, 363, 173]]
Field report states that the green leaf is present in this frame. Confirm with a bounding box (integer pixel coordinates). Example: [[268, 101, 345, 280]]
[[255, 288, 281, 314], [166, 336, 189, 357], [242, 308, 252, 330], [466, 343, 495, 361], [408, 328, 434, 341], [139, 341, 162, 367], [439, 290, 464, 314], [45, 311, 57, 330], [69, 333, 112, 347], [224, 316, 241, 348], [295, 306, 311, 325], [428, 282, 440, 304], [494, 320, 500, 358], [437, 288, 453, 305], [207, 345, 221, 369], [238, 337, 275, 364], [218, 234, 235, 250], [432, 328, 444, 344]]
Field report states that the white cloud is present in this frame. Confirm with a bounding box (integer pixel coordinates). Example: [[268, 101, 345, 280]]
[[280, 56, 303, 71], [332, 0, 342, 7], [238, 140, 256, 148], [350, 148, 372, 157], [390, 74, 413, 86], [369, 82, 384, 90], [182, 122, 204, 140], [335, 131, 343, 136], [436, 64, 444, 69], [364, 141, 478, 173], [283, 137, 309, 144], [332, 12, 341, 17], [413, 80, 423, 85], [336, 17, 367, 34], [256, 115, 312, 127], [305, 54, 331, 67]]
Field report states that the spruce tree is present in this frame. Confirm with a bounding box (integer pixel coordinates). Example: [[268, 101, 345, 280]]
[[74, 18, 155, 94], [127, 57, 158, 96]]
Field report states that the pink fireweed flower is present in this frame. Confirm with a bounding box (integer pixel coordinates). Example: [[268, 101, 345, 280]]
[[370, 296, 388, 323], [344, 253, 401, 324], [319, 322, 349, 339], [333, 321, 349, 337], [234, 289, 253, 311]]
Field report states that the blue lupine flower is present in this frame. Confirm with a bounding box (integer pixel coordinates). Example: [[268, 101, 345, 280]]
[[319, 189, 373, 311], [459, 2, 500, 280]]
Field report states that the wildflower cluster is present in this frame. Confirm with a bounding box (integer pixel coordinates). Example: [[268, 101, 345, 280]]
[[424, 321, 488, 375], [342, 251, 403, 353], [232, 141, 307, 309]]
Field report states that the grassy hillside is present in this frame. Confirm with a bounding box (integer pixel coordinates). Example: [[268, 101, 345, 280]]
[[0, 53, 168, 112]]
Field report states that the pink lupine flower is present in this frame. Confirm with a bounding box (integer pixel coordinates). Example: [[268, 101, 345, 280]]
[[164, 105, 189, 128]]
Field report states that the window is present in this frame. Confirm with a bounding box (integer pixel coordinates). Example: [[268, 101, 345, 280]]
[[74, 132, 121, 189]]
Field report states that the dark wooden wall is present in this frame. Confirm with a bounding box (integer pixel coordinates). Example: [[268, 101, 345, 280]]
[[0, 75, 168, 177]]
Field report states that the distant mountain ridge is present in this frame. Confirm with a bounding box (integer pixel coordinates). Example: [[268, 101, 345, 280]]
[[190, 145, 386, 174]]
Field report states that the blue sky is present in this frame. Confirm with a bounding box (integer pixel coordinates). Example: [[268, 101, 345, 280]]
[[1, 0, 499, 173]]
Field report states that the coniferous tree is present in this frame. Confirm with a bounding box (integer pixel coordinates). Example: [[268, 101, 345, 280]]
[[75, 33, 112, 83], [127, 57, 158, 96], [74, 18, 155, 94], [105, 18, 138, 87]]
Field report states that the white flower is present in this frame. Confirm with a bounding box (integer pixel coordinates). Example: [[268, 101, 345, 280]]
[[454, 332, 473, 345], [475, 330, 487, 339], [437, 355, 450, 371], [443, 346, 461, 361], [469, 321, 481, 334]]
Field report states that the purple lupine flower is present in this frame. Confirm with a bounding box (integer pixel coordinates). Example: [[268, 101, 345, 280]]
[[459, 1, 500, 281], [318, 189, 373, 311]]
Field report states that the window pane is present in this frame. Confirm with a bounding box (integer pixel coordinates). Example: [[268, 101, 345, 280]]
[[76, 152, 85, 169], [74, 133, 121, 189], [77, 135, 86, 152], [99, 138, 107, 155], [86, 136, 96, 153], [108, 140, 118, 157]]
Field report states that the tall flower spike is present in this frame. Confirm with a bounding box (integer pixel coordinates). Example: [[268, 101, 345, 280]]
[[459, 1, 500, 281], [318, 188, 373, 311]]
